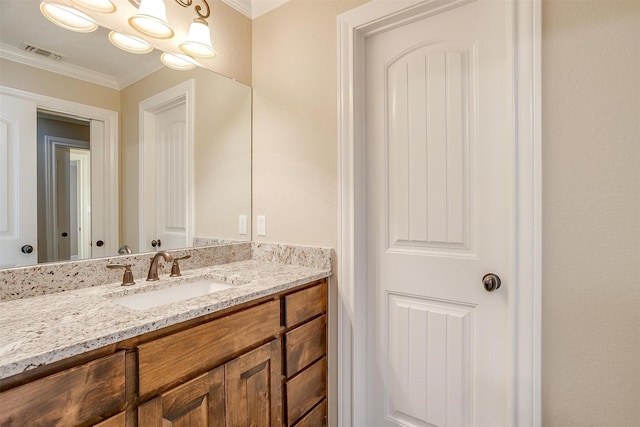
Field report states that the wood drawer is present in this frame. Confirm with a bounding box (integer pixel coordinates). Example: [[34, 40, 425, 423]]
[[284, 281, 327, 328], [0, 351, 126, 426], [292, 399, 327, 427], [138, 300, 280, 397], [285, 314, 326, 377], [94, 411, 126, 427], [286, 357, 327, 425]]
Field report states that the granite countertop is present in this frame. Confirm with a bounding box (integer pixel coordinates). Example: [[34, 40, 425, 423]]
[[0, 260, 331, 380]]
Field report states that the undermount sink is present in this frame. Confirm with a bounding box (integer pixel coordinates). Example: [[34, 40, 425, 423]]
[[110, 279, 234, 311]]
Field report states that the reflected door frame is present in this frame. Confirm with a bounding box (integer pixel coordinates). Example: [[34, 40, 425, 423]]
[[0, 86, 119, 259], [42, 135, 91, 262], [138, 80, 195, 253]]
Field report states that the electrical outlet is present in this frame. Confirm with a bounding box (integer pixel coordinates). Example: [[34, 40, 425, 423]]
[[239, 215, 248, 235], [257, 215, 266, 236]]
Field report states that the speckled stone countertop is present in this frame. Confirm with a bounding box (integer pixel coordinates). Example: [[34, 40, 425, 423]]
[[0, 260, 331, 380]]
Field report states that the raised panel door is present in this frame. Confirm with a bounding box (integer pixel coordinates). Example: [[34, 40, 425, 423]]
[[225, 339, 283, 427]]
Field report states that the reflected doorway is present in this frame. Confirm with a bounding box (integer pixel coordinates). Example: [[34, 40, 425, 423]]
[[37, 112, 91, 263]]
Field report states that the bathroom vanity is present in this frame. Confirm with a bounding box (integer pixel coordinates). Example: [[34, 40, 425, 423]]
[[0, 244, 331, 426]]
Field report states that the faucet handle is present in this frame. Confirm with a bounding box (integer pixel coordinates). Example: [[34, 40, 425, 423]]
[[107, 264, 135, 286], [170, 255, 191, 277]]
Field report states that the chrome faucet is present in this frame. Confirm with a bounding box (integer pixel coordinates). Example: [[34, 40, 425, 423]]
[[147, 251, 173, 281]]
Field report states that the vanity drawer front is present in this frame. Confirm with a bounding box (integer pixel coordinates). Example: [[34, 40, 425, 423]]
[[285, 314, 327, 377], [138, 300, 280, 397], [0, 351, 126, 426], [94, 411, 126, 427], [284, 281, 327, 327], [286, 357, 327, 426], [292, 399, 327, 427]]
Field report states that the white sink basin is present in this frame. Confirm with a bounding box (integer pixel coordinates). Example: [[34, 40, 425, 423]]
[[111, 279, 233, 311]]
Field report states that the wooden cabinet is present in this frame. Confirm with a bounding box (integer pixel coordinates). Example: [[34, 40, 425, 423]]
[[137, 300, 280, 398], [225, 339, 282, 426], [283, 282, 328, 426], [0, 351, 126, 426], [138, 366, 225, 427], [0, 278, 328, 427], [138, 339, 282, 427]]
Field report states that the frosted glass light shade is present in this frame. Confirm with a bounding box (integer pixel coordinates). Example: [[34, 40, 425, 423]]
[[179, 19, 217, 59], [71, 0, 116, 13], [161, 52, 198, 71], [40, 2, 98, 33], [128, 0, 173, 39], [108, 31, 153, 54]]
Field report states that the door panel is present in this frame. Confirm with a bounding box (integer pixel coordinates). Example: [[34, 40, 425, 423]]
[[225, 339, 282, 427], [137, 366, 225, 427], [156, 106, 188, 250], [0, 94, 37, 267], [365, 1, 513, 425], [387, 43, 474, 255]]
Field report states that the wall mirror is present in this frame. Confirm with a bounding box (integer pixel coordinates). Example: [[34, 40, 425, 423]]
[[0, 0, 252, 269]]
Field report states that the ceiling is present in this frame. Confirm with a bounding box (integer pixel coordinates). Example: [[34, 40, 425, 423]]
[[0, 0, 164, 89], [0, 0, 290, 89]]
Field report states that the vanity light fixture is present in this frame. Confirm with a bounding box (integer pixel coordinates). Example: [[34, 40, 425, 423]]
[[39, 2, 98, 33], [128, 0, 174, 39], [179, 18, 216, 58], [160, 52, 198, 70], [70, 0, 116, 13], [108, 31, 153, 54]]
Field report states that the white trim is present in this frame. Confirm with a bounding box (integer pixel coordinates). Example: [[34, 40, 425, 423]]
[[0, 42, 120, 90], [0, 85, 119, 260], [222, 0, 253, 18], [222, 0, 291, 19], [138, 79, 195, 252], [337, 0, 541, 425], [43, 135, 90, 262]]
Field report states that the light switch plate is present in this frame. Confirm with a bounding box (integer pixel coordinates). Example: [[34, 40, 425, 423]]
[[239, 215, 248, 235], [257, 215, 266, 236]]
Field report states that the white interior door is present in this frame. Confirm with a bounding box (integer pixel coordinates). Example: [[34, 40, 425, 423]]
[[0, 94, 37, 267], [365, 1, 514, 425], [140, 80, 194, 253], [154, 101, 188, 250]]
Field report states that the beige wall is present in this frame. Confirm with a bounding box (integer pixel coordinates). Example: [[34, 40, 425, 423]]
[[0, 58, 120, 111], [120, 66, 252, 252], [252, 2, 367, 425], [542, 0, 640, 424], [253, 0, 640, 425], [252, 0, 367, 249]]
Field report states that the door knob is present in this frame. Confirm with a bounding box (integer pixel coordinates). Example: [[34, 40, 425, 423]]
[[21, 245, 34, 254], [151, 239, 162, 248], [482, 273, 501, 292]]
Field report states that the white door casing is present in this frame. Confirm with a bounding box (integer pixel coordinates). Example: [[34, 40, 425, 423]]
[[0, 94, 37, 267], [0, 86, 119, 262], [43, 136, 91, 262], [139, 80, 194, 253], [337, 0, 541, 426]]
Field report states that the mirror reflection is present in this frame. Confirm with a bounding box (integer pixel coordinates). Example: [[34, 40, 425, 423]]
[[0, 0, 252, 269]]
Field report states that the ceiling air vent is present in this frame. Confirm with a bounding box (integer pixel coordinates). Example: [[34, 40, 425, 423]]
[[22, 43, 65, 61]]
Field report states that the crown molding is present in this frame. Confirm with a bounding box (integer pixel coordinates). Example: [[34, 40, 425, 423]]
[[0, 42, 120, 90], [0, 42, 164, 90], [222, 0, 290, 19]]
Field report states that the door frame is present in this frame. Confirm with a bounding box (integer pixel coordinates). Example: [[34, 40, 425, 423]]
[[337, 0, 541, 425], [0, 85, 119, 259], [138, 79, 195, 252], [43, 135, 90, 261]]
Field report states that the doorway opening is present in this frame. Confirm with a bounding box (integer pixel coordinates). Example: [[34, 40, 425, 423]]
[[37, 111, 91, 263]]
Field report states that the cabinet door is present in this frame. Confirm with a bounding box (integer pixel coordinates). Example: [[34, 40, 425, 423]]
[[138, 366, 225, 427], [226, 339, 283, 427]]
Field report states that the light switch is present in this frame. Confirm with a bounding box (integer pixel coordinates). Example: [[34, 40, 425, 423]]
[[257, 215, 266, 236], [239, 215, 248, 235]]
